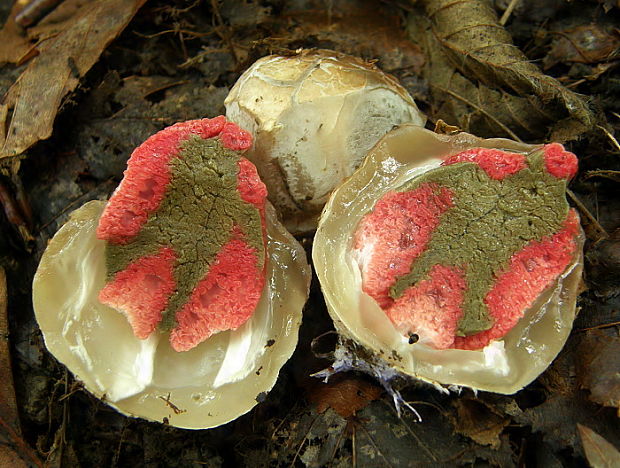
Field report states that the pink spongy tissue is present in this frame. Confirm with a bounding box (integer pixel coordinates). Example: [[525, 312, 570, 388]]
[[353, 144, 580, 351], [96, 117, 268, 352]]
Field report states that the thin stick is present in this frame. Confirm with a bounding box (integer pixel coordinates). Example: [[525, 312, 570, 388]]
[[352, 424, 357, 468], [597, 125, 620, 152], [289, 414, 319, 468], [500, 0, 521, 25], [357, 422, 393, 468], [15, 0, 64, 28], [430, 84, 523, 142], [578, 321, 620, 332], [567, 190, 609, 240], [328, 423, 346, 465]]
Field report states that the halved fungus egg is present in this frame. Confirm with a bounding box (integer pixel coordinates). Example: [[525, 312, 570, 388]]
[[225, 49, 425, 233], [313, 124, 584, 395], [33, 117, 311, 429]]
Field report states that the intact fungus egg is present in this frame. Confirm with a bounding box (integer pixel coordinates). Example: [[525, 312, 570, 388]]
[[225, 49, 425, 232], [33, 117, 311, 429], [313, 124, 583, 394]]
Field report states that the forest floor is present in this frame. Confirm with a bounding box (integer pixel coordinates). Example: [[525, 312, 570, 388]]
[[0, 0, 618, 467]]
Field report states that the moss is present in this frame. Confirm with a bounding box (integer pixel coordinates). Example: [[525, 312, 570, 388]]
[[390, 149, 569, 336], [105, 136, 265, 330]]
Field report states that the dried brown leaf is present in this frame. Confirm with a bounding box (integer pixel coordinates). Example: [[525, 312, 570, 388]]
[[409, 13, 555, 141], [0, 446, 30, 468], [577, 331, 620, 412], [544, 25, 620, 69], [585, 228, 620, 297], [26, 0, 92, 41], [0, 0, 147, 160], [511, 339, 620, 456], [578, 424, 620, 468], [0, 267, 42, 467], [273, 0, 424, 73], [416, 0, 594, 140], [0, 266, 18, 431], [0, 3, 33, 65], [450, 398, 509, 449], [308, 375, 383, 418]]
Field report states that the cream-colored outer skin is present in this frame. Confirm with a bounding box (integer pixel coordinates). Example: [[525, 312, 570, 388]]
[[225, 50, 425, 232], [313, 125, 584, 394], [33, 201, 311, 429]]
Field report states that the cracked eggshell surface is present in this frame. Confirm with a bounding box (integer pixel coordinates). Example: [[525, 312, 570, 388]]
[[33, 200, 311, 429], [225, 49, 425, 232], [313, 125, 584, 394]]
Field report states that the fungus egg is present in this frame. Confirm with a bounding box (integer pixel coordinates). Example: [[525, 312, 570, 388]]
[[225, 49, 425, 232], [313, 124, 584, 394], [33, 118, 311, 429]]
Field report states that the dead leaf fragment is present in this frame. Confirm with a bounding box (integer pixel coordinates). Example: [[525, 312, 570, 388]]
[[308, 375, 383, 418], [26, 0, 92, 42], [0, 447, 30, 468], [0, 3, 33, 64], [254, 0, 425, 73], [282, 0, 424, 73], [585, 228, 620, 298], [433, 119, 460, 135], [410, 13, 554, 140], [578, 424, 620, 468], [0, 267, 19, 435], [544, 25, 620, 69], [0, 267, 43, 467], [450, 398, 509, 449], [416, 0, 594, 140], [0, 0, 147, 160], [577, 331, 620, 413]]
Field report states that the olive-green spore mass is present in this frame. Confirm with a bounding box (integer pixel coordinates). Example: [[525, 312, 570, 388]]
[[390, 150, 569, 336], [105, 136, 265, 330]]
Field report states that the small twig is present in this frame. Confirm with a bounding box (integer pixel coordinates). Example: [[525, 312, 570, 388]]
[[57, 381, 83, 402], [567, 189, 609, 241], [500, 0, 520, 25], [178, 47, 231, 69], [577, 321, 620, 332], [158, 393, 186, 415], [142, 80, 191, 100], [289, 414, 320, 468], [356, 422, 393, 468], [112, 420, 129, 467], [134, 29, 214, 40], [328, 422, 346, 465], [352, 424, 357, 468], [210, 0, 238, 64], [270, 409, 293, 441], [566, 78, 587, 89], [15, 0, 65, 28], [429, 84, 523, 142], [38, 178, 115, 232], [382, 398, 438, 462], [597, 125, 620, 152], [584, 170, 620, 182], [153, 0, 201, 15]]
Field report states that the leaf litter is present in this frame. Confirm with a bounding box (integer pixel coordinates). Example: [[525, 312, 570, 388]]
[[0, 0, 147, 160], [0, 266, 42, 467], [0, 0, 618, 466], [578, 424, 620, 468]]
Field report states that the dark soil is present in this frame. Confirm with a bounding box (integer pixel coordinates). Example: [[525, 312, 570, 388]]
[[0, 0, 619, 467]]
